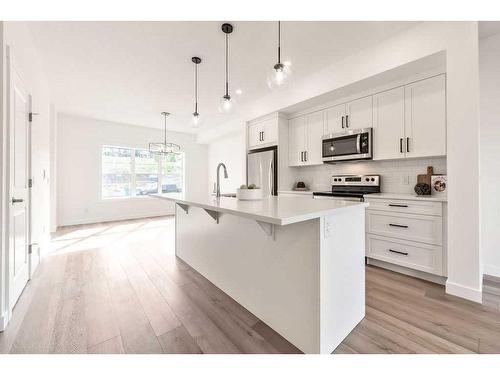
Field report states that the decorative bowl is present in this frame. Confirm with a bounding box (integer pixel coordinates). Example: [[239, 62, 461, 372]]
[[236, 188, 263, 200]]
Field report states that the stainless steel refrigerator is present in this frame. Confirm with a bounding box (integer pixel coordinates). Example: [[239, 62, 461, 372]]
[[247, 146, 278, 196]]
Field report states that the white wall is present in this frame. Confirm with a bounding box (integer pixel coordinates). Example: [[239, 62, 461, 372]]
[[57, 113, 208, 226], [479, 32, 500, 278], [0, 21, 52, 328], [207, 131, 246, 194], [200, 22, 482, 302]]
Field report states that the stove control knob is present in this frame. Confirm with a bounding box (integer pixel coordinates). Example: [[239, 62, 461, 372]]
[[365, 178, 370, 182], [371, 178, 375, 182], [338, 178, 342, 182], [333, 178, 337, 182]]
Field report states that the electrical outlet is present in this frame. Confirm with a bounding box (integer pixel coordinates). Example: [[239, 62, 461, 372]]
[[324, 218, 335, 238]]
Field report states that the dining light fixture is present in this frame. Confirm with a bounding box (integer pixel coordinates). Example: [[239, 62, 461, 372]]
[[267, 21, 292, 89], [191, 56, 202, 128], [149, 112, 180, 155], [218, 23, 236, 113]]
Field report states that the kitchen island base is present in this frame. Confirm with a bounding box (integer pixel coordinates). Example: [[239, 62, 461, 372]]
[[174, 203, 365, 354]]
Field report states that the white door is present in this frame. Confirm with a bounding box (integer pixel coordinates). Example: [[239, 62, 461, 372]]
[[346, 96, 373, 130], [288, 116, 306, 166], [405, 75, 446, 158], [304, 111, 324, 166], [8, 61, 31, 308], [324, 104, 345, 135], [373, 87, 406, 160]]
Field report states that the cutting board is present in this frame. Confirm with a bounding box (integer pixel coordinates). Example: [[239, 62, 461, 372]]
[[417, 166, 434, 186]]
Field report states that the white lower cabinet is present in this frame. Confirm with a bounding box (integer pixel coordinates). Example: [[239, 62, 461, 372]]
[[365, 197, 445, 276]]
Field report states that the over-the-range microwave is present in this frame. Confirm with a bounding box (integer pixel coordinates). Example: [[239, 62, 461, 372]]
[[322, 128, 373, 163]]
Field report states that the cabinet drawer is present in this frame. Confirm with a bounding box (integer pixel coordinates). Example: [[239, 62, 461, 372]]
[[365, 198, 442, 216], [366, 211, 442, 245], [367, 234, 443, 275]]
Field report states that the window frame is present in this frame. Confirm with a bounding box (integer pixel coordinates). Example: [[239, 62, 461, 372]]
[[100, 144, 185, 200]]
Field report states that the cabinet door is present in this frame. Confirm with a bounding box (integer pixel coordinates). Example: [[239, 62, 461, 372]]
[[324, 104, 345, 135], [346, 96, 373, 130], [304, 111, 324, 165], [405, 75, 446, 158], [288, 116, 306, 166], [248, 122, 264, 148], [262, 118, 278, 145], [373, 87, 405, 160]]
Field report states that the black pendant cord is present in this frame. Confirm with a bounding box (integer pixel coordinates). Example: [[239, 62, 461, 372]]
[[277, 21, 281, 64], [225, 33, 229, 97], [194, 62, 198, 113]]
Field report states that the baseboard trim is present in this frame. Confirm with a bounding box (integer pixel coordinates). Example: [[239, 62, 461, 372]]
[[366, 258, 447, 285], [446, 280, 482, 303], [58, 211, 174, 227], [483, 264, 500, 279]]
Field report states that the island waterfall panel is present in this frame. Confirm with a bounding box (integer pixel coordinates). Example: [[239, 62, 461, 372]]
[[174, 204, 365, 354]]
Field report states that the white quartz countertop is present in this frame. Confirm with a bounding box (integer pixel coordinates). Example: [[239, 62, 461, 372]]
[[153, 193, 368, 226], [278, 190, 314, 195], [364, 193, 447, 202]]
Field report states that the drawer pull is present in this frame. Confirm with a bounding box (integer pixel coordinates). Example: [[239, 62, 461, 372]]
[[389, 223, 409, 228], [389, 249, 409, 256], [388, 204, 408, 208]]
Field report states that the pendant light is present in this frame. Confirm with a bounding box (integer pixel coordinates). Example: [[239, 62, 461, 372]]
[[218, 23, 236, 113], [191, 56, 202, 128], [267, 21, 292, 89], [149, 112, 180, 155]]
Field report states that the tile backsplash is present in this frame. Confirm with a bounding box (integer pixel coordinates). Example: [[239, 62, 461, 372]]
[[290, 157, 447, 194]]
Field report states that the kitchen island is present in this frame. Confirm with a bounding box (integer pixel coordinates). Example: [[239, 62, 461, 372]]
[[153, 193, 368, 354]]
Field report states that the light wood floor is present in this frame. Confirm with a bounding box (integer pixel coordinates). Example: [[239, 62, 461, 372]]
[[1, 216, 499, 354]]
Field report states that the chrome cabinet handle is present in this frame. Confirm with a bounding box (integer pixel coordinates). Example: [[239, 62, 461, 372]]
[[406, 137, 410, 153], [389, 249, 409, 256], [400, 138, 403, 153], [341, 116, 345, 129], [389, 223, 409, 228], [262, 131, 265, 142], [304, 151, 308, 162], [345, 115, 349, 128], [12, 198, 24, 204], [300, 151, 303, 162], [389, 203, 408, 208]]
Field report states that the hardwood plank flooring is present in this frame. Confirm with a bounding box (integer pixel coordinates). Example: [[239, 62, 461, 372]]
[[1, 216, 500, 354]]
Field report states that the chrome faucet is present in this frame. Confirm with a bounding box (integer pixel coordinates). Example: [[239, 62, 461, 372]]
[[216, 163, 229, 198]]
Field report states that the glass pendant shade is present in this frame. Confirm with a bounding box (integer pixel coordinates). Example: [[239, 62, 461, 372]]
[[267, 62, 292, 89], [218, 95, 236, 114], [191, 112, 202, 128]]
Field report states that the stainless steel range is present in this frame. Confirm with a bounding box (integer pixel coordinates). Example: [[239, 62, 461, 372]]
[[313, 175, 380, 202]]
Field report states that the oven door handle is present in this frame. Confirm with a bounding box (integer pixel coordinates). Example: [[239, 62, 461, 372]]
[[356, 134, 361, 154]]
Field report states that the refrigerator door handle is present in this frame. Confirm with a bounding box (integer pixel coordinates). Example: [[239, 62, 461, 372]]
[[269, 159, 273, 196]]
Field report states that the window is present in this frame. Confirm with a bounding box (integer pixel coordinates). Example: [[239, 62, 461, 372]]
[[101, 145, 184, 199]]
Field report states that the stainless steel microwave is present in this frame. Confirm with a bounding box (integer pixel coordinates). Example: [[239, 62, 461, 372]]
[[322, 128, 372, 163]]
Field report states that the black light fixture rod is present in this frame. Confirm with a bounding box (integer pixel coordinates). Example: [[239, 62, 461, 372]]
[[277, 21, 281, 64], [225, 33, 229, 96]]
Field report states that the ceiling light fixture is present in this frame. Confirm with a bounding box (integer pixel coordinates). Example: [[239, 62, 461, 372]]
[[191, 56, 202, 128], [218, 23, 236, 113], [267, 21, 292, 89], [149, 112, 180, 155]]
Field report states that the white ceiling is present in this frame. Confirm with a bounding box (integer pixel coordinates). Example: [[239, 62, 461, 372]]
[[29, 21, 415, 133]]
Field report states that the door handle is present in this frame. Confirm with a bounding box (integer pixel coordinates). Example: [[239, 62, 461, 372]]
[[389, 223, 409, 228], [300, 151, 303, 162], [11, 198, 24, 204], [389, 203, 408, 208], [341, 116, 344, 129], [345, 115, 349, 128], [406, 137, 410, 153], [400, 138, 403, 153], [304, 151, 308, 162], [262, 131, 265, 142], [389, 249, 409, 256]]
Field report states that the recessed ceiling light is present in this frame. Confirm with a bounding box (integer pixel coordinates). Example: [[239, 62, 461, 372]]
[[235, 89, 243, 95]]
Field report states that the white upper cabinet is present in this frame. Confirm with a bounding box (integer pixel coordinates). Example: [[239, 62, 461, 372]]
[[248, 115, 279, 150], [288, 116, 306, 166], [404, 75, 446, 158], [304, 111, 324, 166], [324, 104, 346, 135], [346, 96, 373, 130], [288, 112, 324, 167], [373, 87, 405, 160]]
